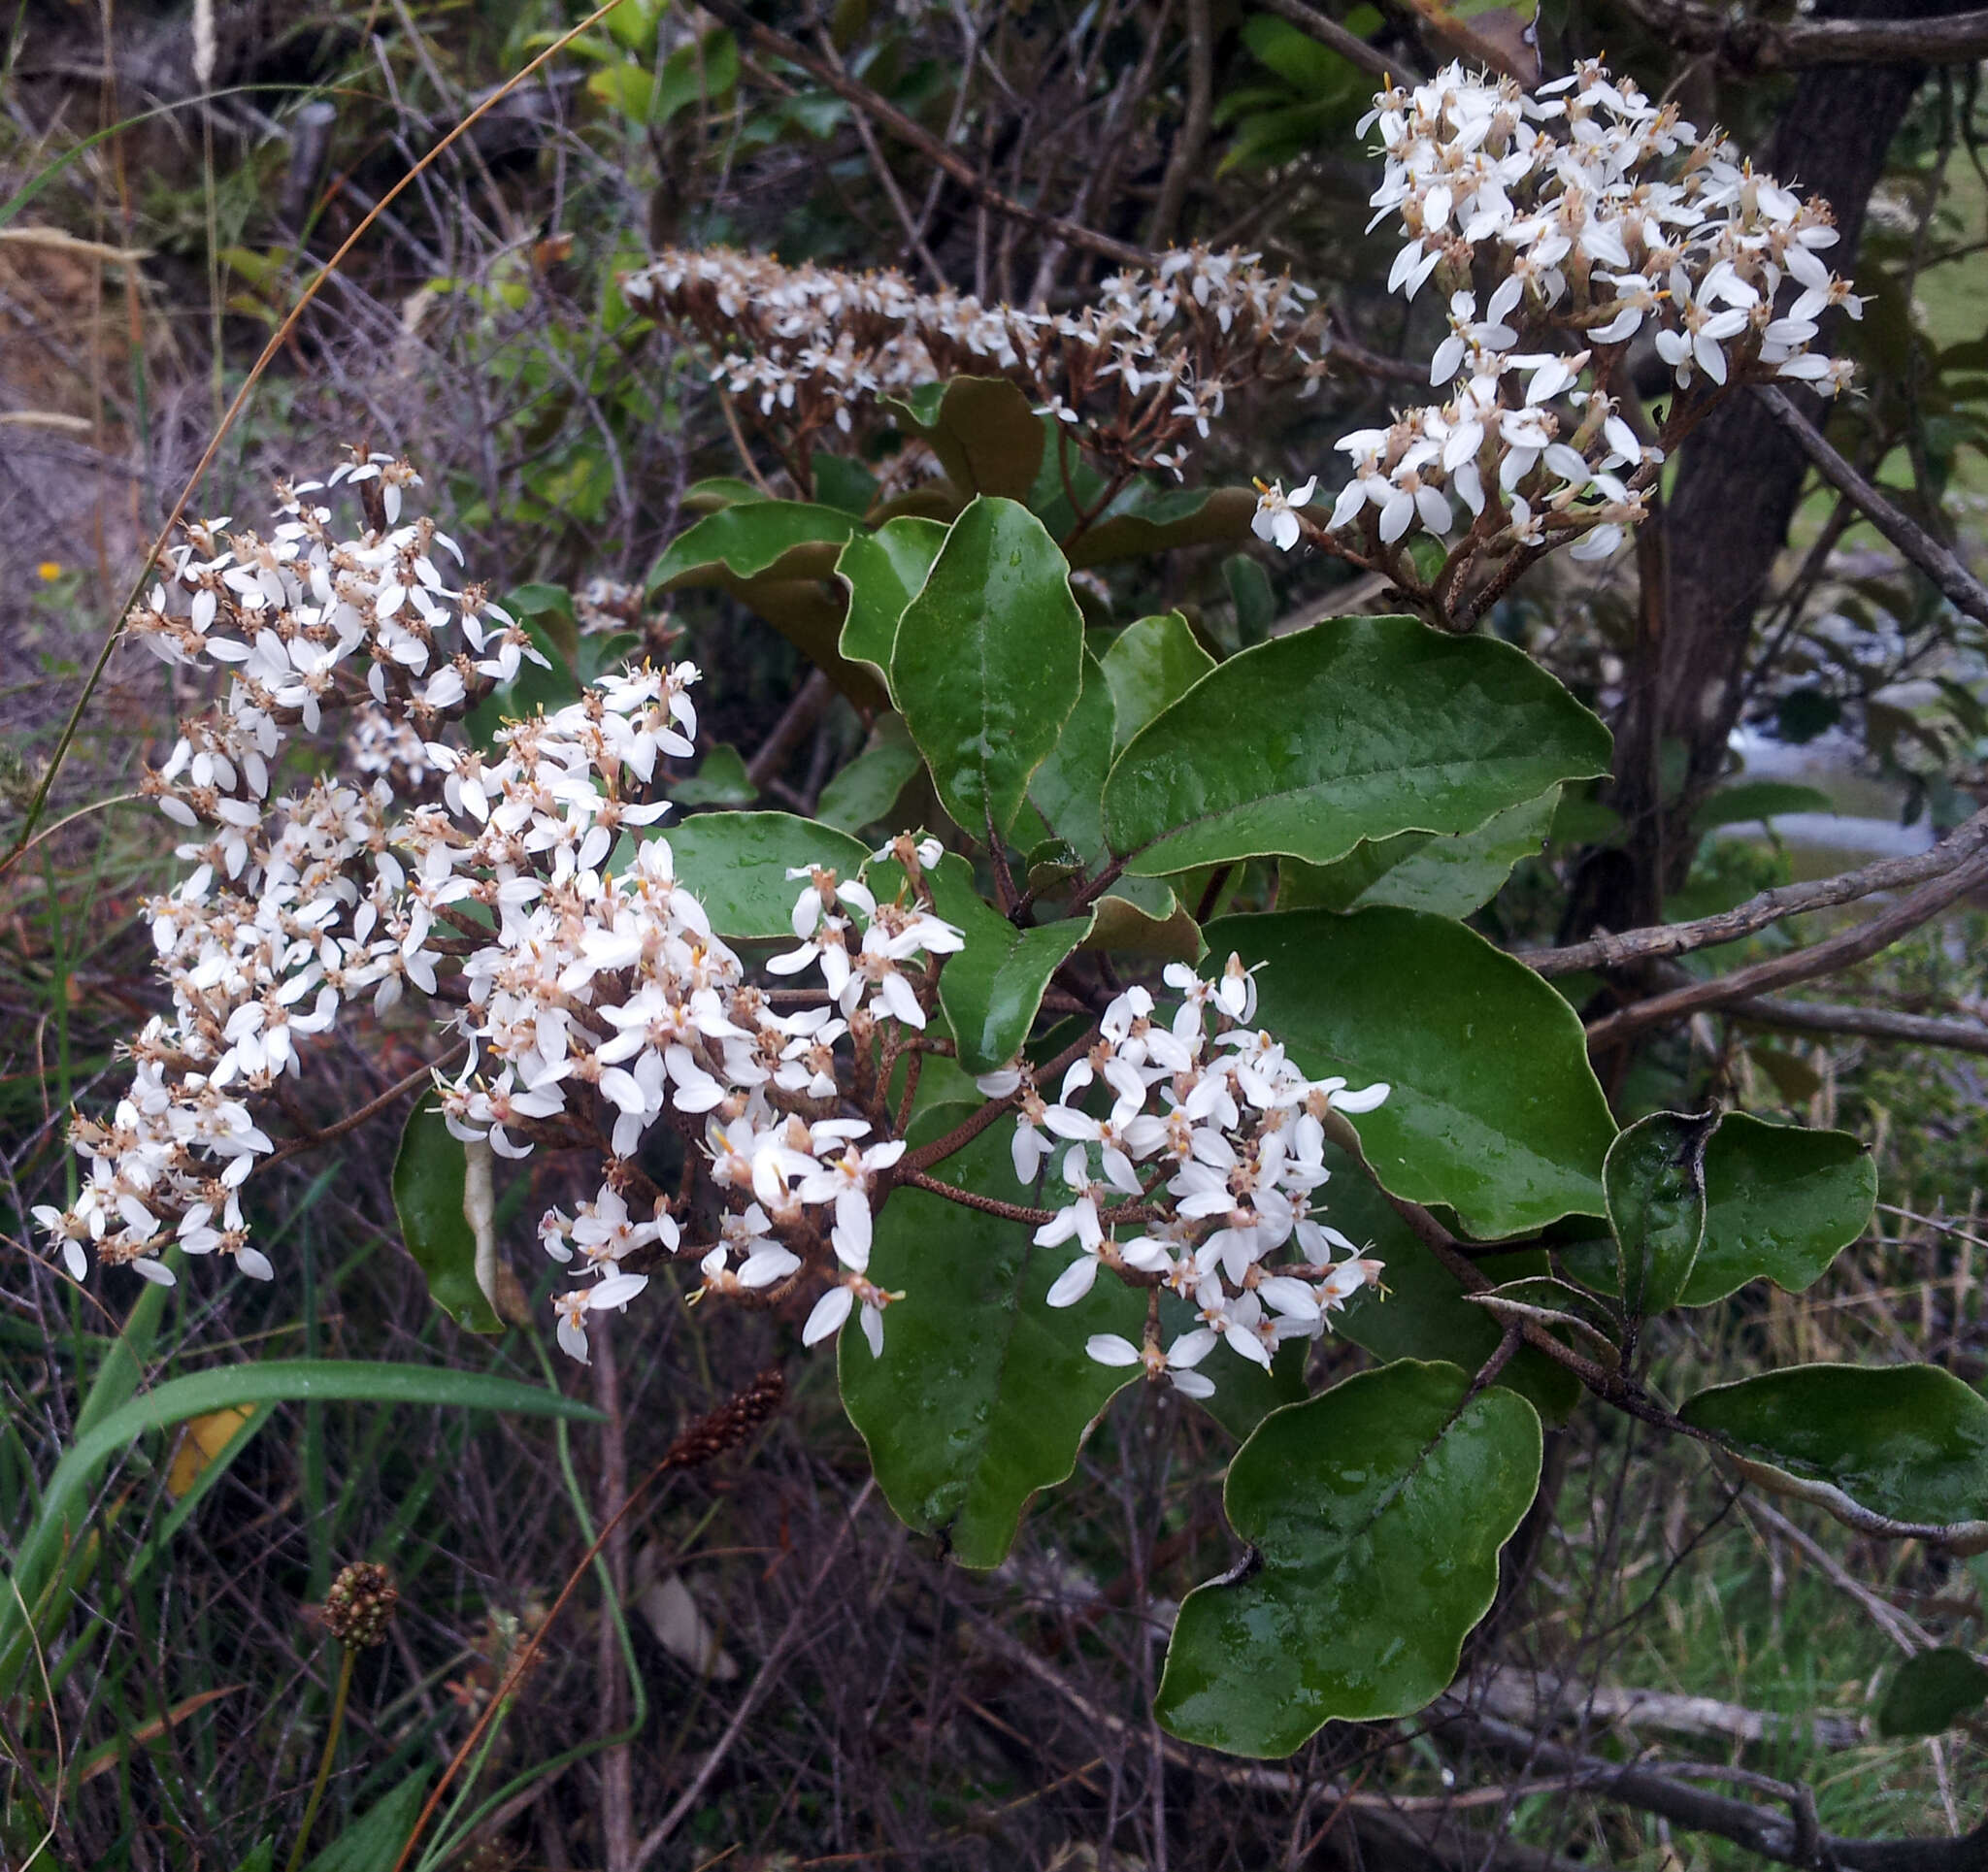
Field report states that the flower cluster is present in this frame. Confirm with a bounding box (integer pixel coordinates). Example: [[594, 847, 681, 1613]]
[[35, 462, 965, 1368], [984, 961, 1387, 1397], [1254, 58, 1860, 605], [625, 243, 1317, 484]]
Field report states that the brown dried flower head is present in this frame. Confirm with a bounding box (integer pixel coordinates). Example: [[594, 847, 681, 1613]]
[[322, 1560, 398, 1649]]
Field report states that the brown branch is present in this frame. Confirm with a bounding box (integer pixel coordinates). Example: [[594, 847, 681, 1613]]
[[745, 667, 834, 790], [1443, 1702, 1988, 1872], [1582, 834, 1988, 1047], [1248, 0, 1417, 84], [692, 0, 1150, 269], [1622, 0, 1988, 71], [1730, 994, 1988, 1057], [1753, 385, 1988, 625], [1526, 807, 1988, 977]]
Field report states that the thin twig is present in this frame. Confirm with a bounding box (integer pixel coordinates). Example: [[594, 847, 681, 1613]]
[[1753, 384, 1988, 625], [1526, 807, 1988, 977]]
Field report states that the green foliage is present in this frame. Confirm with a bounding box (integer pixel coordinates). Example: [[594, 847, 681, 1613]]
[[1681, 1364, 1988, 1540], [1155, 1361, 1541, 1755], [660, 810, 871, 938], [887, 378, 1044, 500], [391, 1100, 503, 1333], [1100, 611, 1215, 749], [1681, 1115, 1877, 1305], [1208, 907, 1616, 1236], [1279, 788, 1559, 918], [839, 1115, 1143, 1567], [1603, 1110, 1713, 1321], [1877, 1649, 1988, 1737], [1101, 617, 1611, 876], [836, 517, 948, 687], [891, 497, 1084, 838]]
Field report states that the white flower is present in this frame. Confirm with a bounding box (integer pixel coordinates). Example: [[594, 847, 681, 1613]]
[[1251, 477, 1317, 553]]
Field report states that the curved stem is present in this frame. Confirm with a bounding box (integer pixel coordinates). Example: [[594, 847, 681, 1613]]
[[284, 1643, 354, 1872]]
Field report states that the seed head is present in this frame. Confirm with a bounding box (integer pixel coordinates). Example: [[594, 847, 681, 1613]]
[[322, 1561, 398, 1649]]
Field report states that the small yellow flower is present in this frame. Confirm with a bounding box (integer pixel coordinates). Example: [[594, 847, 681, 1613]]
[[36, 561, 63, 583]]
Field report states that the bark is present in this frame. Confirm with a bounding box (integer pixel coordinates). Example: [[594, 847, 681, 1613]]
[[1603, 0, 1964, 932]]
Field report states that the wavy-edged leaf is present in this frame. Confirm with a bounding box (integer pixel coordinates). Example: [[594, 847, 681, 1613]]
[[1083, 873, 1202, 960], [649, 501, 857, 590], [1206, 906, 1615, 1237], [1680, 1114, 1876, 1306], [1604, 1110, 1712, 1320], [886, 377, 1044, 500], [836, 517, 947, 686], [1155, 1360, 1541, 1755], [1877, 1649, 1988, 1737], [392, 1100, 502, 1332], [1103, 616, 1611, 876], [662, 811, 871, 939], [1065, 484, 1258, 571], [840, 1113, 1143, 1565], [817, 714, 922, 833], [1281, 789, 1557, 919], [1680, 1363, 1988, 1550], [1102, 611, 1215, 750], [891, 496, 1083, 839], [648, 503, 882, 706]]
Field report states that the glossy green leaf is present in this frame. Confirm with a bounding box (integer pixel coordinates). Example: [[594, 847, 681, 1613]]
[[662, 811, 871, 939], [671, 741, 757, 807], [1604, 1110, 1712, 1320], [1102, 611, 1215, 751], [1680, 1114, 1877, 1305], [1189, 1332, 1310, 1442], [1322, 1144, 1581, 1422], [1029, 650, 1116, 866], [1280, 789, 1557, 919], [813, 450, 879, 517], [649, 501, 857, 591], [817, 715, 922, 833], [835, 517, 947, 685], [1103, 617, 1611, 876], [648, 502, 880, 706], [1083, 873, 1202, 961], [1680, 1364, 1988, 1545], [887, 377, 1044, 500], [873, 853, 1090, 1074], [840, 1114, 1143, 1565], [1877, 1649, 1988, 1737], [1155, 1361, 1542, 1755], [1064, 484, 1258, 571], [392, 1100, 502, 1332], [891, 496, 1084, 839], [1206, 907, 1615, 1237]]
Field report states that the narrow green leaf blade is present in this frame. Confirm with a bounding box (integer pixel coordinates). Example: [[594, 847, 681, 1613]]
[[840, 1116, 1143, 1565], [1103, 617, 1611, 875], [303, 1767, 434, 1872], [392, 1100, 502, 1332], [1603, 1110, 1712, 1319], [1155, 1361, 1541, 1755], [891, 497, 1084, 838], [1205, 906, 1615, 1237], [1680, 1114, 1876, 1305]]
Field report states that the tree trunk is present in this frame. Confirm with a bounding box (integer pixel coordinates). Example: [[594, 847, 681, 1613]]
[[1601, 1, 1961, 936]]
